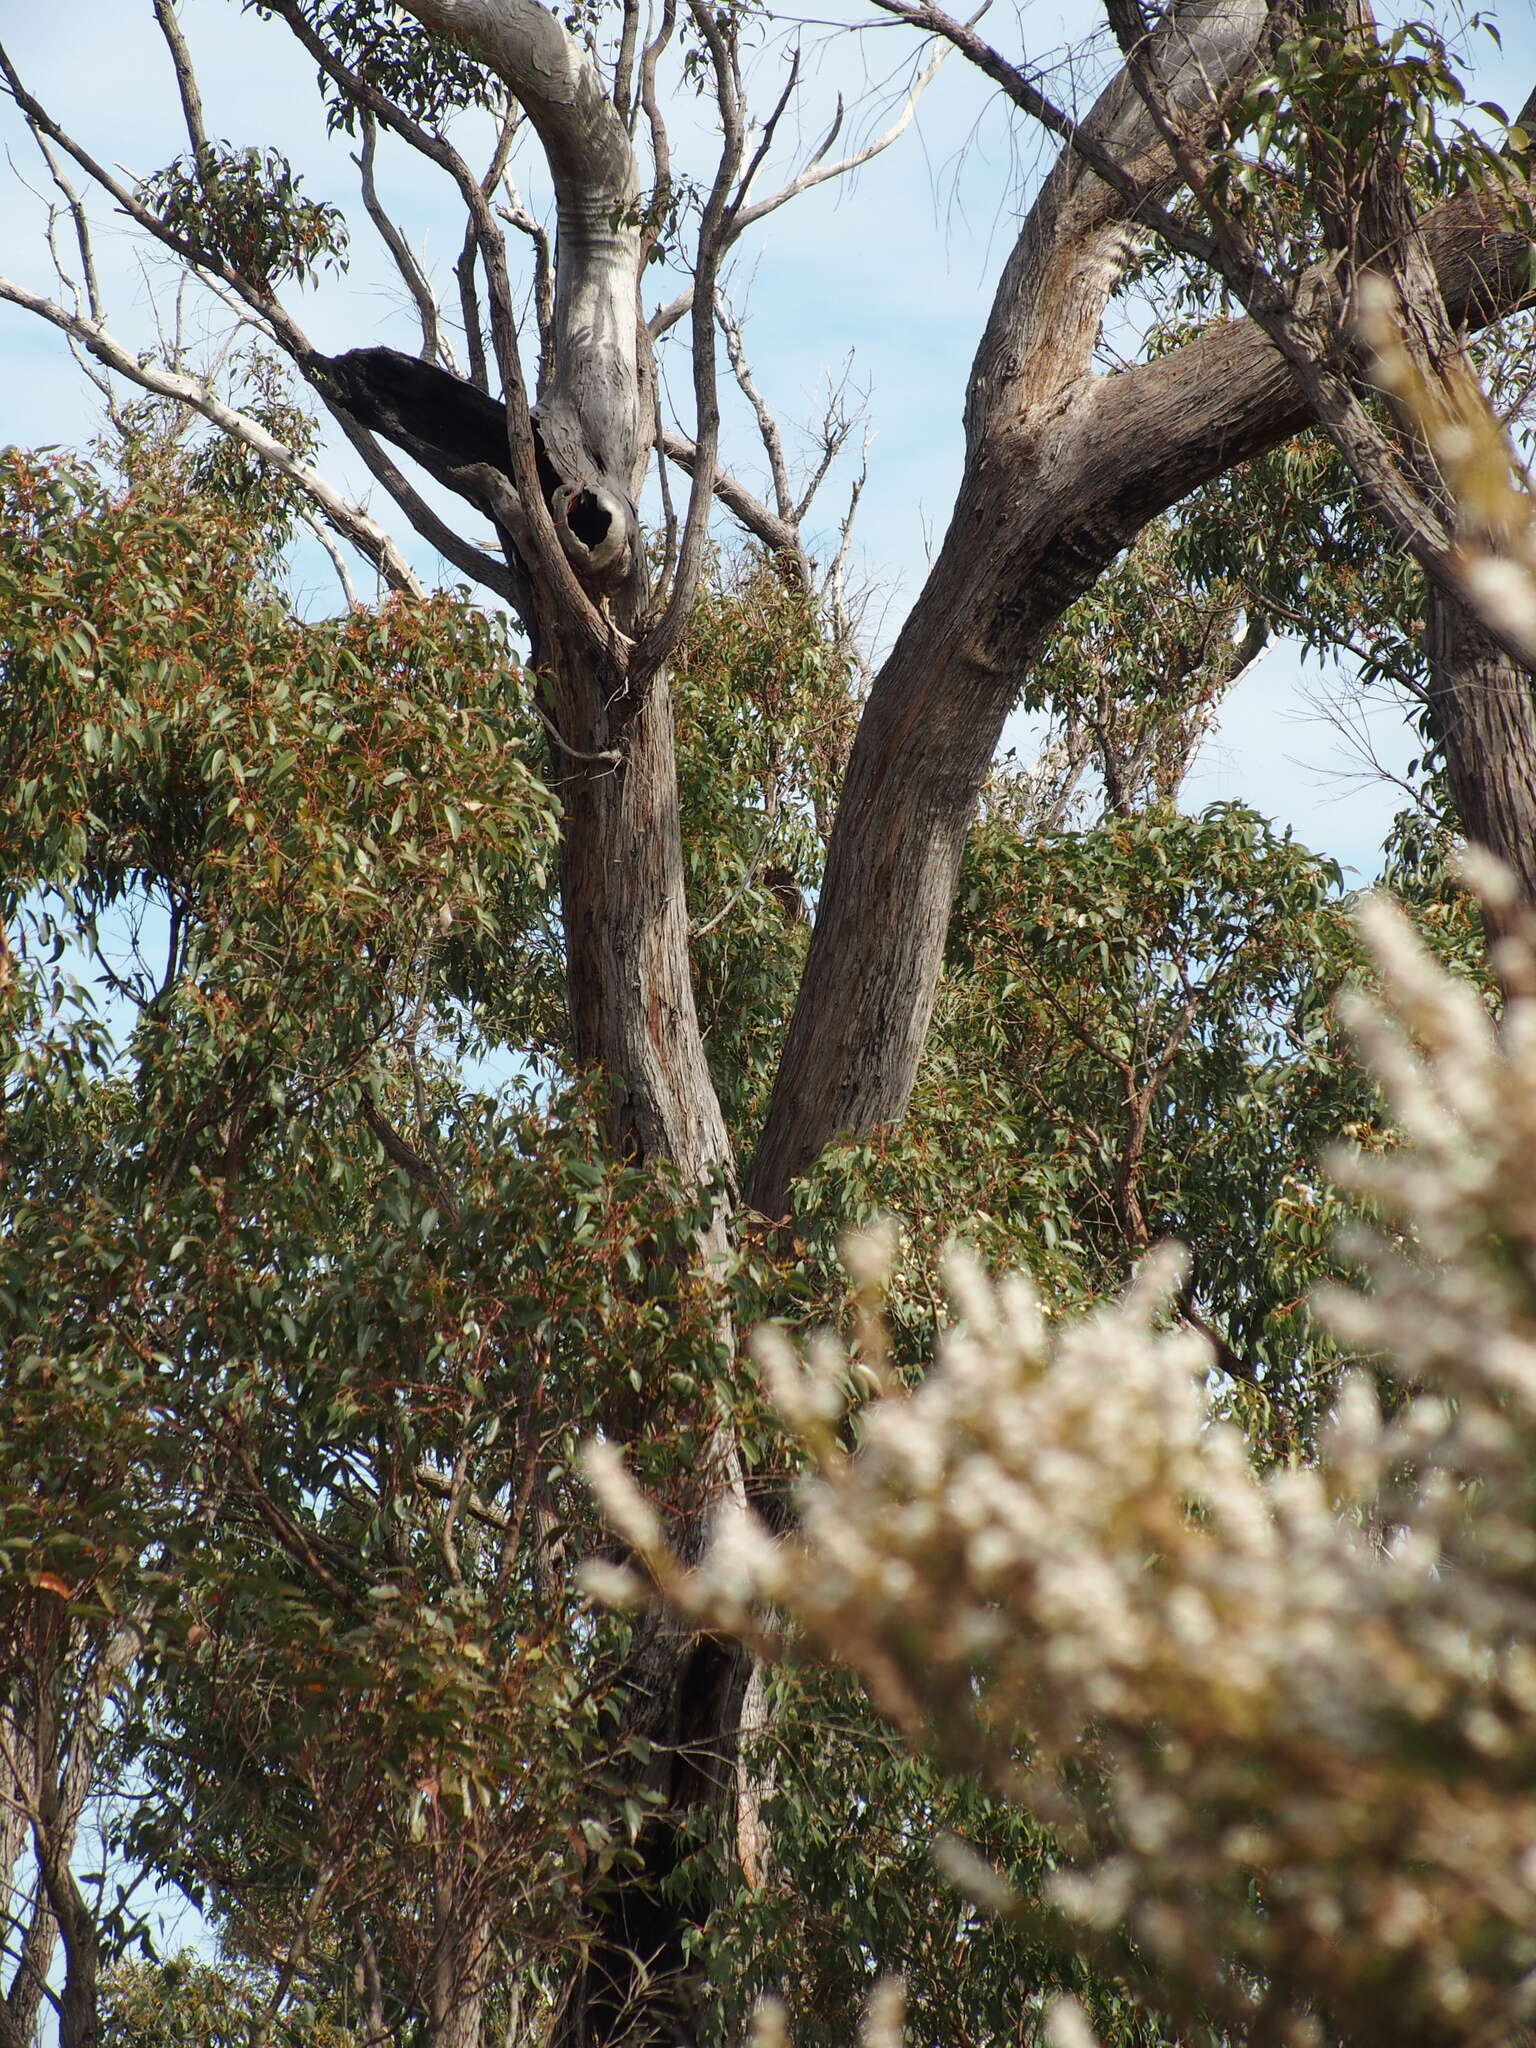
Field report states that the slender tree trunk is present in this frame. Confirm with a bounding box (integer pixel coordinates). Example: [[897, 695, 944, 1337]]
[[554, 646, 734, 1183], [1425, 587, 1536, 911], [36, 1821, 97, 2048], [545, 630, 749, 2044], [429, 1904, 492, 2048], [0, 1707, 54, 2048]]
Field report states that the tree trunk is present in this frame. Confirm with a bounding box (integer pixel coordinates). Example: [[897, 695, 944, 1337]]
[[554, 646, 734, 1182], [429, 1904, 492, 2048], [1425, 587, 1536, 911], [746, 185, 1535, 1218], [36, 1825, 97, 2048], [0, 1706, 55, 2048], [225, 5, 1536, 2030], [556, 1620, 750, 2048], [747, 453, 1098, 1214], [546, 636, 745, 2045]]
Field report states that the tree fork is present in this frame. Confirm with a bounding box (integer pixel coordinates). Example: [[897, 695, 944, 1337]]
[[747, 184, 1536, 1220]]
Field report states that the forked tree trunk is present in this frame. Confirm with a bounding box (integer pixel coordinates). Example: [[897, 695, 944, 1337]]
[[746, 181, 1536, 1217], [316, 5, 1536, 2037]]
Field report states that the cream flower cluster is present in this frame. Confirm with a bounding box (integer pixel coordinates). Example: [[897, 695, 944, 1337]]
[[587, 874, 1536, 2046]]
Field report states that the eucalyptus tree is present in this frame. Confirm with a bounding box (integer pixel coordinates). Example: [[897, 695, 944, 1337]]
[[3, 0, 1536, 2040], [4, 0, 1531, 1203]]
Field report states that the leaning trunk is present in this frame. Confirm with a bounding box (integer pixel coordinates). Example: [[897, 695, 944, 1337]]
[[746, 192, 1534, 1218]]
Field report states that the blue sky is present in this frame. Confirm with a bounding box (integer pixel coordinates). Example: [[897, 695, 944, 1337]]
[[4, 0, 1534, 883]]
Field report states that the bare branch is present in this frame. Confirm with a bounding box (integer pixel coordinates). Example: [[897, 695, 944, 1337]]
[[0, 41, 309, 354], [823, 429, 871, 651], [658, 425, 805, 569], [0, 273, 426, 598], [635, 0, 747, 667], [151, 0, 210, 159], [654, 388, 680, 579], [692, 787, 781, 935], [867, 0, 1150, 191], [793, 364, 861, 527], [496, 184, 555, 392], [455, 227, 490, 393], [455, 109, 521, 394], [527, 694, 624, 766], [732, 45, 802, 231], [28, 135, 103, 323], [355, 113, 453, 368], [716, 293, 795, 525], [638, 0, 678, 264], [614, 0, 643, 127], [648, 36, 951, 341], [298, 505, 364, 611], [322, 400, 528, 612]]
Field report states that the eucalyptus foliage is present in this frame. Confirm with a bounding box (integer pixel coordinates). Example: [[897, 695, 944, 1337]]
[[0, 444, 1478, 2043]]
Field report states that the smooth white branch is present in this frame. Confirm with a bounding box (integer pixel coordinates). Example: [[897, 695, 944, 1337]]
[[0, 274, 424, 598]]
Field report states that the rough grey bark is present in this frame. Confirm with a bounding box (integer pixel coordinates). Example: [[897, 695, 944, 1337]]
[[390, 0, 725, 1189], [1426, 591, 1536, 914], [427, 1905, 492, 2048], [0, 1709, 49, 2048], [399, 0, 646, 495], [553, 640, 735, 1177], [554, 1621, 750, 2048]]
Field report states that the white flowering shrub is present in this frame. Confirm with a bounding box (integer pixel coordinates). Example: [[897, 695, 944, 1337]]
[[587, 873, 1536, 2048]]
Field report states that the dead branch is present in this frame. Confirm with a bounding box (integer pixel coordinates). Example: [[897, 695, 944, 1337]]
[[648, 34, 952, 340], [356, 113, 454, 369]]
